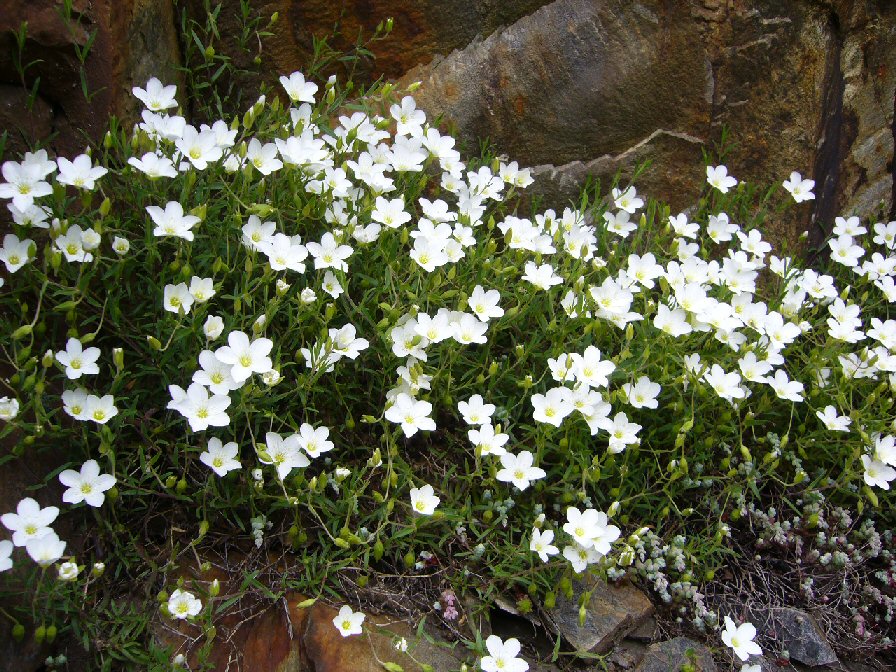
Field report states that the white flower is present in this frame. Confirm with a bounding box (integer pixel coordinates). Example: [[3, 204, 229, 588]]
[[279, 71, 318, 104], [862, 454, 896, 489], [259, 432, 309, 480], [296, 423, 334, 459], [147, 201, 201, 241], [55, 337, 101, 379], [57, 561, 80, 581], [409, 484, 440, 515], [522, 261, 563, 290], [199, 438, 241, 476], [167, 589, 202, 620], [112, 236, 131, 255], [168, 383, 231, 432], [815, 405, 851, 432], [0, 397, 20, 421], [621, 376, 661, 409], [25, 531, 66, 566], [59, 460, 116, 507], [128, 152, 177, 179], [468, 423, 509, 456], [385, 393, 436, 437], [529, 528, 559, 563], [214, 331, 274, 383], [0, 540, 12, 572], [457, 394, 496, 426], [163, 283, 194, 315], [1, 497, 59, 546], [531, 387, 574, 427], [333, 605, 365, 637], [0, 233, 34, 272], [707, 165, 738, 193], [132, 77, 178, 111], [189, 276, 215, 303], [612, 186, 644, 213], [721, 616, 762, 662], [321, 270, 343, 298], [84, 394, 118, 425], [468, 285, 504, 322], [481, 635, 529, 672], [56, 154, 108, 190], [496, 451, 546, 491], [782, 171, 815, 203], [203, 315, 225, 340]]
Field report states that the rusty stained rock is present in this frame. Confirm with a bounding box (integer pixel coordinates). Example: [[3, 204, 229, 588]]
[[156, 585, 467, 672], [403, 0, 712, 168], [401, 0, 895, 251], [0, 0, 181, 160]]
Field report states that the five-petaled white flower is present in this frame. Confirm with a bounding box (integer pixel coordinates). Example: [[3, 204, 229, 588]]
[[214, 331, 274, 383], [782, 171, 815, 203], [721, 616, 762, 662], [200, 437, 241, 476], [55, 337, 101, 379], [707, 165, 738, 193], [409, 484, 440, 515], [167, 589, 202, 620], [333, 605, 365, 637], [59, 460, 116, 507], [385, 393, 436, 437], [529, 528, 559, 563], [1, 497, 59, 547], [496, 451, 545, 491], [481, 634, 529, 672]]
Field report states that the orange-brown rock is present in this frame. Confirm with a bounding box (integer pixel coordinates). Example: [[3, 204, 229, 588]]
[[0, 0, 181, 159], [155, 574, 466, 672]]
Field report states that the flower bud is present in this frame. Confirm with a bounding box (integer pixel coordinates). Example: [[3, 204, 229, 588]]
[[209, 578, 220, 597], [113, 347, 124, 372]]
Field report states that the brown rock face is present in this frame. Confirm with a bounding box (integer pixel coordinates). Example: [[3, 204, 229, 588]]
[[400, 0, 895, 250], [156, 584, 466, 672], [0, 0, 181, 159], [2, 0, 893, 251]]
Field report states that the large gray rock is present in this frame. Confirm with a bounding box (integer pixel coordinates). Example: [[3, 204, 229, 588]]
[[547, 576, 653, 654], [634, 637, 718, 672], [768, 607, 839, 667]]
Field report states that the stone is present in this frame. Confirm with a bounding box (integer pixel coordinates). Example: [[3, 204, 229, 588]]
[[181, 0, 554, 86], [627, 615, 658, 642], [0, 0, 181, 159], [767, 607, 839, 667], [633, 637, 718, 672], [547, 576, 653, 654], [401, 0, 895, 250], [155, 581, 467, 672]]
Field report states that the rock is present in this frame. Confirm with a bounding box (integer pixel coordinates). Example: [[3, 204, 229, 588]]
[[634, 637, 718, 672], [402, 0, 895, 250], [606, 639, 649, 671], [0, 0, 181, 160], [767, 607, 838, 667], [155, 583, 467, 672], [627, 615, 658, 642], [547, 576, 653, 654], [181, 0, 554, 85]]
